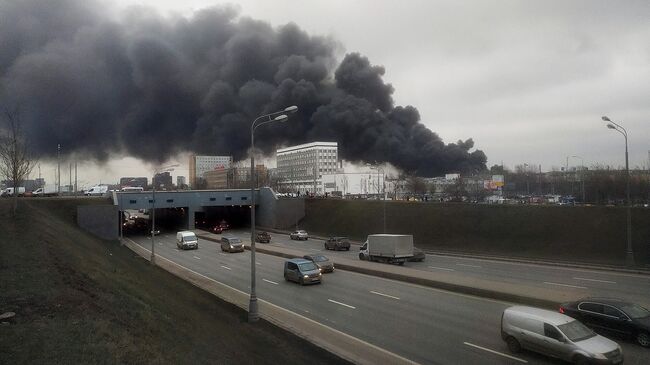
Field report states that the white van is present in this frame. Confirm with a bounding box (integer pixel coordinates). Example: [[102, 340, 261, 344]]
[[86, 185, 108, 196], [501, 306, 623, 364], [176, 231, 198, 250]]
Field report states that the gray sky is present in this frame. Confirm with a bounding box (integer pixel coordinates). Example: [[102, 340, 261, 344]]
[[37, 0, 650, 185]]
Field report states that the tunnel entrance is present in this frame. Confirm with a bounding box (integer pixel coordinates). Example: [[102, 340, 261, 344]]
[[195, 206, 251, 231], [121, 207, 188, 237]]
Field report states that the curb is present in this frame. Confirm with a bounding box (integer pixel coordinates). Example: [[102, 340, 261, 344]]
[[249, 244, 558, 310], [197, 231, 559, 309], [259, 227, 650, 275]]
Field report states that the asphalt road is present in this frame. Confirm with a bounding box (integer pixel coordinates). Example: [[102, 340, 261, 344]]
[[127, 232, 648, 365], [235, 229, 650, 308]]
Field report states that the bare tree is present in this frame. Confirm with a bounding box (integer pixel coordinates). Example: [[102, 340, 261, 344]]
[[0, 107, 35, 216]]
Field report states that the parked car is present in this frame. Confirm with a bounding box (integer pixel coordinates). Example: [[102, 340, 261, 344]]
[[407, 247, 426, 262], [560, 297, 650, 347], [290, 230, 309, 241], [150, 229, 161, 236], [176, 231, 198, 250], [325, 237, 350, 251], [501, 306, 623, 364], [283, 258, 322, 285], [256, 231, 271, 243], [221, 235, 244, 253], [303, 254, 334, 273]]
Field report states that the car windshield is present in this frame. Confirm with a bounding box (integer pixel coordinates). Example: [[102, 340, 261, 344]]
[[557, 320, 596, 342], [298, 262, 317, 271], [228, 238, 241, 244], [313, 255, 328, 262], [621, 304, 650, 319], [183, 235, 196, 241]]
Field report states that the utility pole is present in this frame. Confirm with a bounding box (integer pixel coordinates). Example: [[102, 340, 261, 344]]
[[74, 162, 77, 197], [57, 144, 61, 195], [69, 163, 72, 195]]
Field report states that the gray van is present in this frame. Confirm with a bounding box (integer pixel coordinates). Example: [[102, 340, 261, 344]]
[[501, 306, 623, 364], [283, 259, 322, 285], [220, 235, 244, 253]]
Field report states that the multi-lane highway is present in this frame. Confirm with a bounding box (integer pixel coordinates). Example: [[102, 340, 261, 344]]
[[239, 230, 650, 308], [127, 230, 649, 364]]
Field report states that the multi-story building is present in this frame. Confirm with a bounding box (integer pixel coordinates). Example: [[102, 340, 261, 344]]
[[120, 177, 148, 189], [153, 172, 172, 190], [276, 142, 338, 194], [176, 176, 187, 189], [203, 169, 229, 189], [189, 155, 233, 188]]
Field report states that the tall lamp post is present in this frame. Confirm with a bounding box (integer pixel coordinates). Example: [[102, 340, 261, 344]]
[[602, 116, 634, 266], [151, 165, 178, 265], [249, 105, 298, 322], [367, 164, 386, 233]]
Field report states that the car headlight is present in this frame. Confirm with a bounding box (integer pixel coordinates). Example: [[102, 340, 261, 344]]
[[591, 352, 607, 360], [303, 275, 309, 279], [319, 268, 322, 272], [318, 272, 322, 276]]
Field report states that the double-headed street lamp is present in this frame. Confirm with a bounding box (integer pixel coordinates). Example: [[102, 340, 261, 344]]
[[367, 164, 386, 233], [602, 116, 634, 266], [249, 105, 298, 322], [151, 164, 179, 265]]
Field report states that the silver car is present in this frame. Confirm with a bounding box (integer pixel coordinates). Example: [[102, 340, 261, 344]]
[[501, 306, 623, 364], [290, 230, 309, 241]]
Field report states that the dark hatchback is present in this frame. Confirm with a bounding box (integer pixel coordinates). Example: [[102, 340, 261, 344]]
[[255, 231, 271, 243], [303, 254, 334, 273], [560, 297, 650, 347], [324, 236, 351, 251]]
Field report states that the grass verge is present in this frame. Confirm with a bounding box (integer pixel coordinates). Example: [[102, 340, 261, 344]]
[[0, 199, 348, 365]]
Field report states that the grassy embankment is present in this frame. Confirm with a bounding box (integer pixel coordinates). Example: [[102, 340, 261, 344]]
[[302, 199, 650, 266], [0, 198, 348, 364]]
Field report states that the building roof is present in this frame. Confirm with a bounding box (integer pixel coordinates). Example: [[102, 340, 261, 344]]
[[277, 142, 337, 154]]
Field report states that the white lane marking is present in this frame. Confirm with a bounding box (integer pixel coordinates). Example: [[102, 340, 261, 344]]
[[218, 253, 227, 256], [256, 262, 262, 266], [543, 281, 587, 289], [263, 279, 279, 285], [463, 342, 527, 363], [328, 299, 356, 309], [220, 265, 232, 270], [573, 277, 616, 284], [123, 236, 508, 365], [309, 249, 320, 252], [193, 256, 201, 260], [456, 263, 481, 268], [370, 291, 400, 300], [428, 266, 455, 271]]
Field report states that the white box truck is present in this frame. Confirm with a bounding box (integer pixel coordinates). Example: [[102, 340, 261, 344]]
[[33, 184, 59, 197], [359, 234, 414, 265]]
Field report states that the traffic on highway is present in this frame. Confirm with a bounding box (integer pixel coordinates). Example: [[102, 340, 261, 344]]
[[124, 227, 650, 365]]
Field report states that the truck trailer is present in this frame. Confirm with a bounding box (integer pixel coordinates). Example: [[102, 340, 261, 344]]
[[33, 184, 59, 197], [1, 187, 26, 197], [359, 234, 414, 265]]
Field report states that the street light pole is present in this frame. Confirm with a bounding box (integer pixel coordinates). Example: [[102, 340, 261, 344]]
[[249, 105, 297, 323], [602, 116, 634, 266], [367, 164, 386, 233]]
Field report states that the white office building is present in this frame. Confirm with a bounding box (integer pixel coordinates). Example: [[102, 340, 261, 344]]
[[189, 155, 233, 188], [322, 172, 385, 197], [276, 142, 338, 194]]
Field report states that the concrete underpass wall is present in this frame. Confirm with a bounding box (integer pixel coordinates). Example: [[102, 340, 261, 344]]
[[77, 205, 118, 240], [257, 188, 304, 229], [301, 200, 650, 266]]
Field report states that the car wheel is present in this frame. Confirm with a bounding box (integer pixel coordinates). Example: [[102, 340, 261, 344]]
[[359, 253, 365, 260], [346, 247, 350, 251], [506, 337, 521, 353], [299, 277, 304, 286], [637, 331, 650, 347]]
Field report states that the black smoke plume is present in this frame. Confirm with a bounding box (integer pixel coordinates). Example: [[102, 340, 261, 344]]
[[0, 0, 487, 176]]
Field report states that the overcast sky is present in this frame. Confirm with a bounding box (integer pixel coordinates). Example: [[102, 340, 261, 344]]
[[34, 0, 650, 185]]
